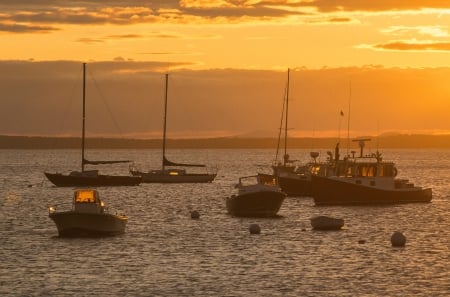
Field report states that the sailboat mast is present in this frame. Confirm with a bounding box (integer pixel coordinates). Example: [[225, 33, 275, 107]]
[[283, 68, 290, 166], [81, 63, 86, 172], [162, 73, 169, 171]]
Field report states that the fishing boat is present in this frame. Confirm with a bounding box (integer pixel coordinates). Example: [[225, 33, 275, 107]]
[[130, 74, 217, 183], [258, 69, 313, 196], [311, 139, 432, 205], [44, 63, 141, 187], [48, 189, 128, 237], [226, 175, 286, 217]]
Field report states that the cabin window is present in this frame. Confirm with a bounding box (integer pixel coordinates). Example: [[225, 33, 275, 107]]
[[358, 165, 376, 177], [310, 165, 321, 176], [370, 181, 376, 186], [377, 165, 383, 177], [75, 190, 96, 203], [356, 180, 362, 185]]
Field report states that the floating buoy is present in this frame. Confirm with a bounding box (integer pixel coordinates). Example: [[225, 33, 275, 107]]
[[249, 224, 261, 234], [358, 239, 366, 244], [391, 231, 406, 247], [190, 210, 200, 219]]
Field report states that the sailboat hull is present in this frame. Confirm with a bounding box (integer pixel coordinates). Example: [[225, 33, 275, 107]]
[[131, 171, 216, 183], [45, 172, 141, 187]]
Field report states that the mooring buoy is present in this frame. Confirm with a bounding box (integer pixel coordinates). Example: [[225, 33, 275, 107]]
[[249, 224, 261, 234], [391, 231, 406, 247], [190, 210, 200, 219]]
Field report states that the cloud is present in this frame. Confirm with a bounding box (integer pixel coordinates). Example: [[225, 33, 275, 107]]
[[0, 22, 57, 33], [1, 0, 448, 33], [304, 0, 450, 12], [328, 17, 352, 23], [382, 26, 450, 38], [76, 37, 104, 44], [0, 1, 310, 29], [373, 40, 450, 51]]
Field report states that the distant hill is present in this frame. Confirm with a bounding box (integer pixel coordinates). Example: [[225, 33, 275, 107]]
[[0, 134, 449, 149]]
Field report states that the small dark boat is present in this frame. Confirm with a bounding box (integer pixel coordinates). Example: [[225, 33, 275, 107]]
[[226, 175, 286, 217], [311, 140, 432, 205], [310, 216, 344, 230], [49, 189, 128, 237], [130, 74, 217, 183], [44, 63, 141, 187]]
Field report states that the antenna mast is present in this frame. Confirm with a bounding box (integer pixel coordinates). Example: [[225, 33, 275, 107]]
[[346, 80, 351, 157]]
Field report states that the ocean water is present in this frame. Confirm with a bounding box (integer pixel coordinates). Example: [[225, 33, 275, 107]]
[[0, 148, 449, 296]]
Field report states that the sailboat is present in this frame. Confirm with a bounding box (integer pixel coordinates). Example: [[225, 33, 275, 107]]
[[258, 68, 313, 196], [44, 63, 141, 187], [130, 74, 217, 183]]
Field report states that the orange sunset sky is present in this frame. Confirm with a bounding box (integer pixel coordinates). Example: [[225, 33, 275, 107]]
[[1, 1, 449, 139]]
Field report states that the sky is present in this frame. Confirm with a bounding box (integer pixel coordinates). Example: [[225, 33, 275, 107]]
[[1, 1, 450, 139]]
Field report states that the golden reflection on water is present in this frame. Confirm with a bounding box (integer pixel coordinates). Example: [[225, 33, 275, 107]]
[[0, 149, 449, 296]]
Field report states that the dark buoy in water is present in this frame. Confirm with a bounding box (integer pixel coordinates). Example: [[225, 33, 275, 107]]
[[249, 224, 261, 234], [190, 210, 200, 219], [358, 239, 366, 244], [391, 231, 406, 247]]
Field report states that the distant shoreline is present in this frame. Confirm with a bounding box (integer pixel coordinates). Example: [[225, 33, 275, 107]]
[[1, 134, 449, 149]]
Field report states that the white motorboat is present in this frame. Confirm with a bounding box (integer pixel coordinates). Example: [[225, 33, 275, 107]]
[[226, 175, 286, 217], [49, 189, 128, 237]]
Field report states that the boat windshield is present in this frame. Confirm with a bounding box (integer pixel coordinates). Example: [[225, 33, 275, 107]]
[[239, 176, 259, 187], [74, 190, 98, 203]]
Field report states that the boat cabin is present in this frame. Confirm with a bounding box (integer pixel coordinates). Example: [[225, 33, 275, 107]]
[[314, 160, 398, 178], [236, 175, 281, 195], [312, 140, 398, 179], [73, 189, 105, 213]]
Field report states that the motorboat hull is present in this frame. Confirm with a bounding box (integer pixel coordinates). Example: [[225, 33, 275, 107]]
[[49, 211, 127, 237], [131, 171, 216, 183], [258, 173, 312, 197], [311, 175, 432, 205], [45, 172, 141, 187], [226, 191, 286, 217]]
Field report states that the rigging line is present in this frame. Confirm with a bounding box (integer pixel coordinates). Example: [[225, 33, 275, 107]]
[[43, 65, 82, 174], [274, 84, 287, 165], [56, 66, 82, 136], [284, 68, 290, 165], [87, 68, 125, 136]]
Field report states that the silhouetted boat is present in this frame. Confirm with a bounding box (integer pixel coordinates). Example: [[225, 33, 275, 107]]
[[130, 74, 217, 183], [44, 63, 141, 187], [258, 69, 313, 196], [48, 189, 128, 237], [310, 216, 344, 230], [226, 175, 286, 217], [311, 139, 432, 205]]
